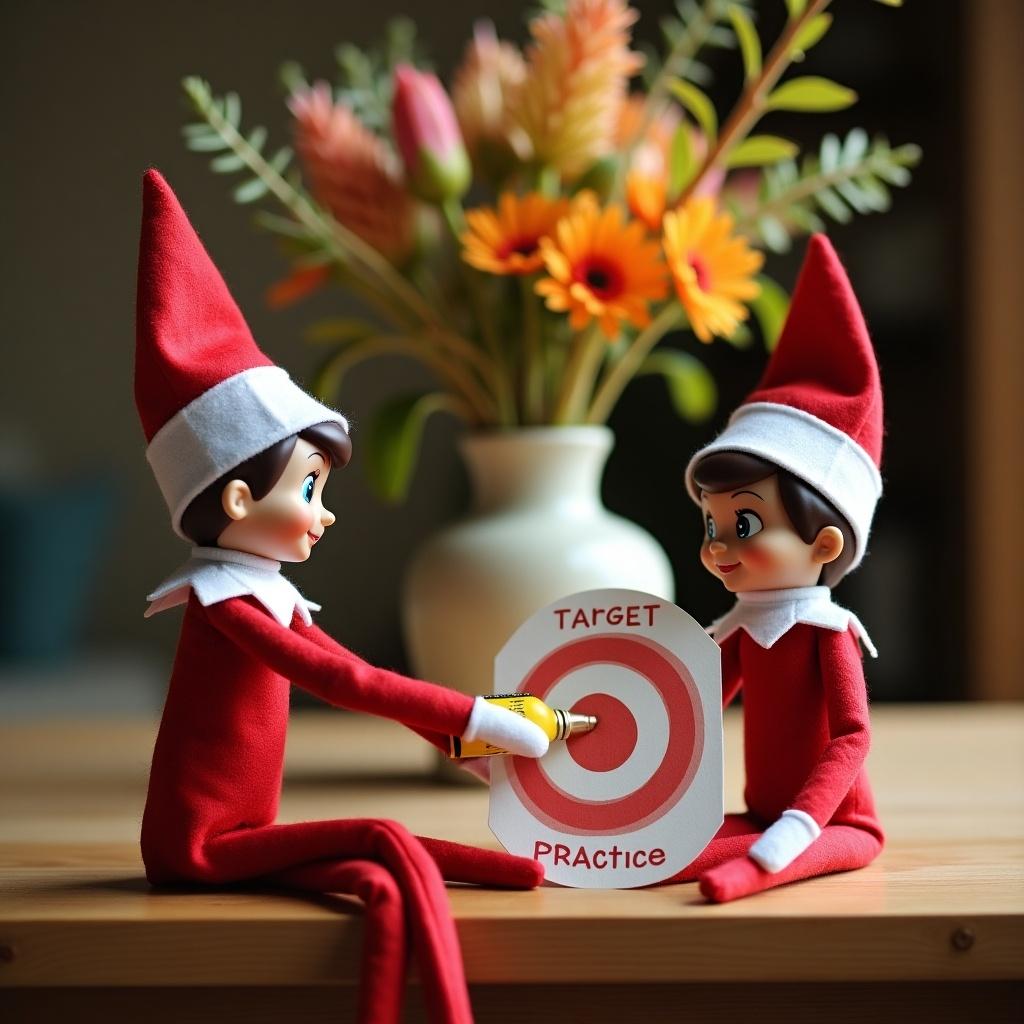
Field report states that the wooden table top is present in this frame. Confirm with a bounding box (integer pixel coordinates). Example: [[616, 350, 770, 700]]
[[1, 704, 1022, 987]]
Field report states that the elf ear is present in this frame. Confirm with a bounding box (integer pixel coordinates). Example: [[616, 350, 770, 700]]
[[811, 525, 844, 566], [221, 480, 255, 522]]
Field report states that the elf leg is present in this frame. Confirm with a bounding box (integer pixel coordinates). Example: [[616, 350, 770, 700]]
[[699, 824, 883, 903], [663, 812, 765, 884], [416, 835, 544, 889], [271, 859, 408, 1024], [205, 819, 473, 1024]]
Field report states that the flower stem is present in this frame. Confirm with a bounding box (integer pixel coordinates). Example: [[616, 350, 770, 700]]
[[520, 275, 545, 424], [614, 0, 723, 198], [680, 0, 833, 203], [442, 198, 517, 426], [586, 303, 684, 424], [553, 324, 607, 425]]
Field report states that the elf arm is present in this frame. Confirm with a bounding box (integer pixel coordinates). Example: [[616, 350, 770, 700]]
[[294, 617, 451, 754], [749, 627, 871, 872], [204, 597, 546, 755], [721, 632, 743, 709]]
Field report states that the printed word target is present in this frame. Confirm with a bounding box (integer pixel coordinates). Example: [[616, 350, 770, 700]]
[[490, 589, 723, 888]]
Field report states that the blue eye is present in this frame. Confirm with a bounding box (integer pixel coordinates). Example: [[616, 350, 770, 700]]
[[301, 473, 316, 504], [735, 509, 763, 539], [706, 514, 716, 540]]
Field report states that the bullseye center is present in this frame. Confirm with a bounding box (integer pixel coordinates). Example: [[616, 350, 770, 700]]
[[567, 693, 638, 773]]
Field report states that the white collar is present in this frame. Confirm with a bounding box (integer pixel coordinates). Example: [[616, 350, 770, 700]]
[[145, 546, 321, 627], [707, 585, 876, 657]]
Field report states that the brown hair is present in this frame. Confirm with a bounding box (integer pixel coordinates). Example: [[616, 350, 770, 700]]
[[180, 420, 352, 547], [692, 451, 855, 587]]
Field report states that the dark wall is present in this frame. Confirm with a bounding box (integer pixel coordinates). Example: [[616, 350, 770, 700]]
[[1, 1, 964, 699]]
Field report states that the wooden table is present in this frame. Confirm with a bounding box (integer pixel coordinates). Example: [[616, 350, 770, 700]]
[[1, 705, 1021, 1023]]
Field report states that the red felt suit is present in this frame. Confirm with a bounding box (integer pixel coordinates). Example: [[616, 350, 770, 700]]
[[670, 625, 882, 900], [134, 170, 543, 1024], [672, 234, 886, 902], [141, 595, 541, 1023]]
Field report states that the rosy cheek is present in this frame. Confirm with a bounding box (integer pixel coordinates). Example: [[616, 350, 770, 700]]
[[738, 537, 777, 570], [269, 501, 315, 540]]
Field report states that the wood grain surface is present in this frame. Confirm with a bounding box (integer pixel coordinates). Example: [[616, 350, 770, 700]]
[[0, 704, 1021, 1019]]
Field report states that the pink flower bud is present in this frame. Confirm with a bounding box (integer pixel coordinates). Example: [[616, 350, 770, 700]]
[[392, 64, 471, 203]]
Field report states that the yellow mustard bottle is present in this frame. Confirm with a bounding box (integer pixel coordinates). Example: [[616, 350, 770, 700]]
[[448, 693, 598, 758]]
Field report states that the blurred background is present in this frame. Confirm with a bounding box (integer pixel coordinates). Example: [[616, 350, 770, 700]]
[[1, 0, 1020, 718]]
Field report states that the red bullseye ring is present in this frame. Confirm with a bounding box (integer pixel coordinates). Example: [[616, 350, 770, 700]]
[[507, 634, 704, 836], [568, 694, 637, 773]]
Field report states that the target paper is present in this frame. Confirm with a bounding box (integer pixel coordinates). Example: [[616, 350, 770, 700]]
[[489, 589, 723, 888]]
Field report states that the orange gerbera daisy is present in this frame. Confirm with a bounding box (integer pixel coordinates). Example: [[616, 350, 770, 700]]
[[462, 192, 570, 275], [663, 197, 764, 343], [536, 193, 668, 339]]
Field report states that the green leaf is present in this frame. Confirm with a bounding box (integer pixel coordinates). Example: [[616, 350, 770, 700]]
[[247, 126, 268, 153], [306, 318, 378, 344], [637, 351, 717, 424], [667, 78, 718, 145], [186, 133, 228, 152], [815, 186, 852, 223], [790, 13, 832, 57], [223, 92, 241, 128], [757, 214, 791, 252], [842, 126, 869, 164], [668, 124, 695, 198], [765, 77, 857, 113], [726, 135, 799, 168], [749, 275, 790, 350], [728, 5, 761, 82], [364, 392, 453, 503], [784, 0, 808, 18], [211, 151, 247, 173], [233, 177, 270, 204], [874, 0, 902, 5], [819, 132, 841, 173], [267, 147, 292, 174]]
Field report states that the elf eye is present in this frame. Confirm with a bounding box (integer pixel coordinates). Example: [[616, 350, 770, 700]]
[[301, 473, 316, 504], [735, 509, 763, 540], [705, 513, 717, 540]]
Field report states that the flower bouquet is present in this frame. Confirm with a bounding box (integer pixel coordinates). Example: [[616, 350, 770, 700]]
[[181, 0, 919, 502]]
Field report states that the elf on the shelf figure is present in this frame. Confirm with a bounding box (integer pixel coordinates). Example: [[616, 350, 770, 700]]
[[671, 234, 885, 902], [134, 170, 549, 1024]]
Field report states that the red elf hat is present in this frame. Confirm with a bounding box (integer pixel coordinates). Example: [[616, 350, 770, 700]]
[[135, 170, 348, 539], [685, 234, 883, 578]]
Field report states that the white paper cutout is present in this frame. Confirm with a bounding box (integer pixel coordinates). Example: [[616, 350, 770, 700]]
[[489, 588, 723, 889]]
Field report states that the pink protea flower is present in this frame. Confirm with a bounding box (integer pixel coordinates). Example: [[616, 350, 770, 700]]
[[289, 82, 416, 265], [392, 65, 471, 204], [452, 21, 529, 182], [515, 0, 644, 178]]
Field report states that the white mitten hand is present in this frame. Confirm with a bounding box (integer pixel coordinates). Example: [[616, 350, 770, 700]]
[[462, 696, 549, 758], [748, 809, 821, 873]]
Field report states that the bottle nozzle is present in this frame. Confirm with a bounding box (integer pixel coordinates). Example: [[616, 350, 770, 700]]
[[554, 709, 599, 740]]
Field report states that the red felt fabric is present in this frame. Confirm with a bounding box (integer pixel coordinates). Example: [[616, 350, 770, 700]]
[[744, 234, 883, 466], [141, 594, 544, 1023], [664, 624, 883, 901], [135, 170, 273, 440]]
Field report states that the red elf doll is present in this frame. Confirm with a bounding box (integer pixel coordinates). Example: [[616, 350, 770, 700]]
[[134, 170, 549, 1024], [672, 234, 885, 902]]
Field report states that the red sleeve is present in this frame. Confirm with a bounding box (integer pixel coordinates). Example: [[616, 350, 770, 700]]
[[790, 628, 872, 827], [720, 632, 743, 709], [296, 618, 453, 754], [204, 598, 474, 741]]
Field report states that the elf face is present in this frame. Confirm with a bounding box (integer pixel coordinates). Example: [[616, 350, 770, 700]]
[[699, 473, 843, 593], [216, 438, 337, 562]]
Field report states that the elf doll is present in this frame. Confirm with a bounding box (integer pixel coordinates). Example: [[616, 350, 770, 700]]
[[671, 234, 885, 902], [134, 169, 549, 1024]]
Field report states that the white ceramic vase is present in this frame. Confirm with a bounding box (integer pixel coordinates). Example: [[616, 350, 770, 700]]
[[401, 426, 675, 702]]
